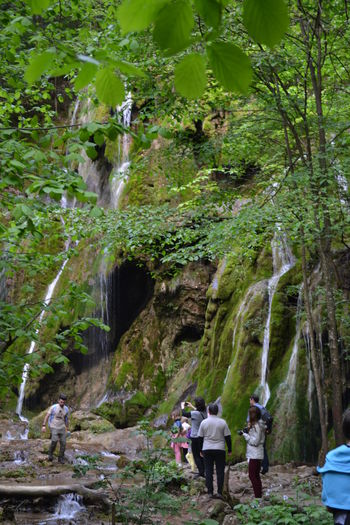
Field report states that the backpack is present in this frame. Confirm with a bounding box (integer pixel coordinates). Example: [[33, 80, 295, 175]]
[[260, 406, 273, 433], [171, 419, 182, 436]]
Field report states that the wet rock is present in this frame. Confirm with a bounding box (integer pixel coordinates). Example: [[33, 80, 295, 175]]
[[222, 514, 239, 525], [153, 414, 169, 428], [116, 455, 130, 468], [70, 410, 115, 434], [208, 499, 226, 518], [71, 426, 146, 459]]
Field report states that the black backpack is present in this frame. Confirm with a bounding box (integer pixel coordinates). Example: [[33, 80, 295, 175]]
[[260, 406, 273, 433]]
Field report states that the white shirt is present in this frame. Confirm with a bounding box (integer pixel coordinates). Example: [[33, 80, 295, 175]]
[[198, 415, 231, 451]]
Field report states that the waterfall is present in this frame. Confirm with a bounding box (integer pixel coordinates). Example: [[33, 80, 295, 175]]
[[110, 91, 132, 209], [260, 233, 295, 406], [16, 257, 69, 421], [15, 102, 81, 422], [53, 493, 85, 521]]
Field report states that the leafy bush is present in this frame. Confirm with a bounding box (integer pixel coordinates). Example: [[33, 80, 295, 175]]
[[234, 498, 333, 525]]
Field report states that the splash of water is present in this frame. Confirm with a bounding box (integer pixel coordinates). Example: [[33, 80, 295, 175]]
[[53, 493, 85, 521]]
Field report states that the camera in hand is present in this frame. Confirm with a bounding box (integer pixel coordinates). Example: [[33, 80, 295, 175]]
[[184, 402, 189, 406], [237, 427, 249, 435]]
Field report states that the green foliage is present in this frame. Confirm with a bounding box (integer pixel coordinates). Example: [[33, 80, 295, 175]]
[[174, 54, 207, 99], [117, 0, 168, 33], [95, 68, 125, 107], [243, 0, 289, 48], [24, 50, 56, 83], [153, 0, 194, 54], [72, 420, 189, 523], [115, 0, 289, 97], [234, 497, 332, 524], [72, 454, 100, 478], [207, 42, 252, 94]]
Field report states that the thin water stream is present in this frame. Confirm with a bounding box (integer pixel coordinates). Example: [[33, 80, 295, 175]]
[[260, 234, 295, 405]]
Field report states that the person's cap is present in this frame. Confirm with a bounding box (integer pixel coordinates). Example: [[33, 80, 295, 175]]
[[59, 393, 67, 400]]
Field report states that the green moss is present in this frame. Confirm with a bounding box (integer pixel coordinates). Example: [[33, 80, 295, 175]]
[[156, 353, 198, 417], [95, 390, 151, 427], [28, 409, 47, 439], [114, 361, 137, 390], [2, 468, 29, 479], [69, 413, 115, 434]]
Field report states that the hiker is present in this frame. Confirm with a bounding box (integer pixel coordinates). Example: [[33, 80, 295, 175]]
[[239, 405, 266, 498], [318, 408, 350, 525], [249, 394, 271, 474], [181, 416, 190, 464], [183, 419, 196, 472], [170, 410, 183, 464], [181, 397, 207, 478], [198, 403, 232, 499], [42, 393, 69, 464]]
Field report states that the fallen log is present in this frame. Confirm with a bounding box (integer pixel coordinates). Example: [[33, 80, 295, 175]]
[[0, 483, 111, 507]]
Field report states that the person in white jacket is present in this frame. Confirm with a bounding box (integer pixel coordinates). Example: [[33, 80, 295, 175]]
[[239, 405, 265, 498]]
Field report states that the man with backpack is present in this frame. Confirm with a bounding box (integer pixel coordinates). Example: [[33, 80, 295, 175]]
[[249, 394, 273, 474], [42, 393, 69, 464]]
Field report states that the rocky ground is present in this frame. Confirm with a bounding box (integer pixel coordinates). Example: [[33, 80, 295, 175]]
[[0, 416, 328, 525]]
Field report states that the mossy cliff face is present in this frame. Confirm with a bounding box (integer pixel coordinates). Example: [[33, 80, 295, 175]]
[[99, 262, 214, 427], [196, 248, 317, 463]]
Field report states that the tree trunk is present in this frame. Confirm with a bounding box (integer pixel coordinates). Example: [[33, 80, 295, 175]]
[[0, 483, 110, 507], [298, 0, 344, 443]]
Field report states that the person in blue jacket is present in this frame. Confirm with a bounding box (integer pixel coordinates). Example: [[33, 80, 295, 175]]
[[318, 408, 350, 525]]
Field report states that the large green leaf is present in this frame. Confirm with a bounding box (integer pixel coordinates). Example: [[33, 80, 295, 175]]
[[174, 53, 207, 98], [117, 0, 168, 33], [24, 51, 55, 83], [114, 60, 147, 78], [194, 0, 222, 28], [153, 0, 194, 54], [74, 63, 98, 91], [207, 41, 252, 93], [27, 0, 51, 14], [95, 68, 125, 107], [243, 0, 289, 48]]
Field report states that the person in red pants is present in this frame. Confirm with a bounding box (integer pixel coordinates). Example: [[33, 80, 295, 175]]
[[239, 405, 265, 498]]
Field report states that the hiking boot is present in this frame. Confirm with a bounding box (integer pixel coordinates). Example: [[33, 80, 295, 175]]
[[213, 493, 224, 500], [48, 455, 53, 462], [261, 469, 268, 475], [58, 457, 65, 464]]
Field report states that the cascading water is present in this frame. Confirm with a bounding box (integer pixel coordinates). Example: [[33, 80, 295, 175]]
[[110, 92, 132, 209], [87, 93, 133, 406], [16, 254, 69, 424], [53, 493, 86, 521], [260, 233, 295, 406], [15, 100, 81, 423]]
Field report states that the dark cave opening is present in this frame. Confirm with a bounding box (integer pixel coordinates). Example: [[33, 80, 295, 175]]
[[71, 260, 155, 374], [25, 261, 154, 410]]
